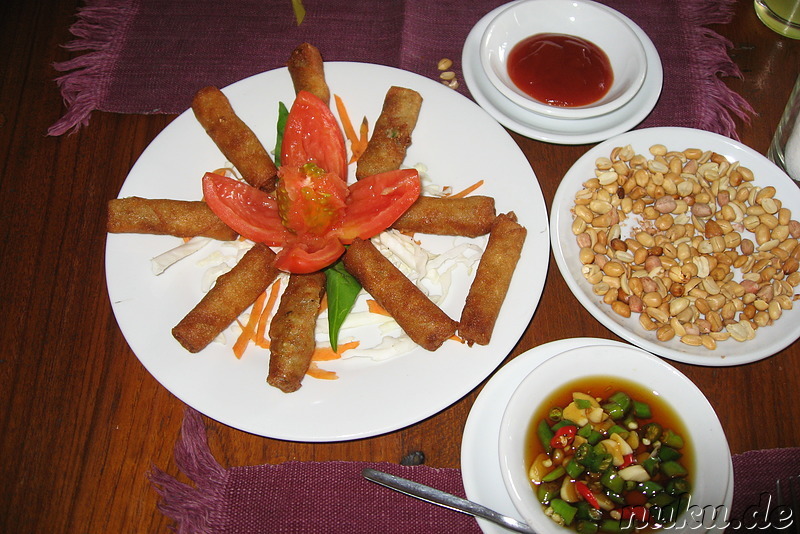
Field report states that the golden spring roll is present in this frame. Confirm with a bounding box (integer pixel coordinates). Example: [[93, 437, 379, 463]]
[[458, 213, 527, 346], [172, 243, 280, 353], [342, 238, 457, 351], [191, 86, 278, 192], [355, 86, 423, 180], [392, 195, 496, 237], [267, 272, 326, 393], [287, 43, 330, 106], [107, 197, 238, 241]]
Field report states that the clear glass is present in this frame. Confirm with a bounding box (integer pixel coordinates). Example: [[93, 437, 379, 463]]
[[768, 74, 800, 182], [754, 0, 800, 39]]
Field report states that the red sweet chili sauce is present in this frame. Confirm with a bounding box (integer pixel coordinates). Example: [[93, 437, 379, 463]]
[[507, 33, 613, 107]]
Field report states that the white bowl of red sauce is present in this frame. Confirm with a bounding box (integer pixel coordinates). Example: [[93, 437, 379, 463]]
[[498, 343, 732, 534], [481, 0, 648, 120]]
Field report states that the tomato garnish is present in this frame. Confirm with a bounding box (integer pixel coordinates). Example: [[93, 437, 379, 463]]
[[275, 236, 345, 274], [281, 90, 348, 181], [339, 169, 421, 243], [202, 172, 291, 245], [277, 163, 348, 236], [202, 92, 420, 274]]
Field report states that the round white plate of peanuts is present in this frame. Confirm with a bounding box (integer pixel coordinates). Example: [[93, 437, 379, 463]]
[[551, 127, 800, 366]]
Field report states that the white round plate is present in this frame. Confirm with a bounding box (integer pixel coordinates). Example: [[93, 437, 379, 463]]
[[550, 127, 800, 366], [461, 338, 734, 534], [105, 62, 550, 441], [462, 0, 663, 145]]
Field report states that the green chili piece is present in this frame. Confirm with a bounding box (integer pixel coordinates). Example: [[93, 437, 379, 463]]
[[604, 489, 626, 505], [602, 402, 626, 420], [609, 391, 632, 412], [660, 460, 688, 478], [575, 398, 592, 410], [576, 519, 600, 534], [657, 445, 682, 462], [565, 458, 585, 479], [666, 478, 691, 495], [641, 422, 663, 443], [575, 442, 591, 461], [537, 481, 560, 503], [660, 429, 685, 449], [600, 469, 625, 494], [642, 457, 660, 477], [542, 465, 566, 483], [549, 407, 563, 422], [638, 480, 664, 497], [578, 424, 602, 444], [550, 499, 578, 525], [537, 419, 554, 453], [648, 491, 676, 507], [632, 400, 652, 419]]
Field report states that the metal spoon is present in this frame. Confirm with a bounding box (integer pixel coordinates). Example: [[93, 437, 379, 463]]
[[361, 468, 536, 533]]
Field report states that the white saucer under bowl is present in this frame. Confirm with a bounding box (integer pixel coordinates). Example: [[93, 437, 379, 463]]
[[460, 338, 734, 534], [462, 0, 663, 144]]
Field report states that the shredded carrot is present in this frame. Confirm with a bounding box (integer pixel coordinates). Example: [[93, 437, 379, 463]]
[[232, 291, 268, 358], [255, 280, 281, 348], [334, 94, 369, 163], [449, 334, 465, 343], [306, 362, 339, 380], [448, 179, 485, 199], [366, 299, 391, 316], [351, 117, 369, 162], [312, 340, 360, 361]]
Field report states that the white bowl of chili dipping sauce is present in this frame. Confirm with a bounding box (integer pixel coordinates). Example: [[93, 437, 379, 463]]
[[498, 343, 732, 534], [480, 0, 648, 120]]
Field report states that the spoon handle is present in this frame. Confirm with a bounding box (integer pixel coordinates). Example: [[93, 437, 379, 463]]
[[361, 468, 536, 534]]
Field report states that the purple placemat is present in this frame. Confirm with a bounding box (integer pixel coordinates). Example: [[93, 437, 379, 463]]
[[50, 0, 753, 139], [151, 408, 800, 533]]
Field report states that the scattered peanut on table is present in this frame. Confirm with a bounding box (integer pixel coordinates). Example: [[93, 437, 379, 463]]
[[437, 58, 458, 90], [572, 143, 800, 350]]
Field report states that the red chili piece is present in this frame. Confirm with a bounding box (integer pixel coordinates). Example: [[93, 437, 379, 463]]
[[621, 505, 650, 522], [575, 481, 600, 510], [620, 453, 635, 468], [549, 425, 577, 449]]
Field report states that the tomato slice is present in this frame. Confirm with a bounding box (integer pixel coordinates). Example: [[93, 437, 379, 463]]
[[275, 236, 345, 274], [281, 91, 348, 181], [202, 172, 290, 245], [338, 169, 421, 243], [276, 164, 348, 236]]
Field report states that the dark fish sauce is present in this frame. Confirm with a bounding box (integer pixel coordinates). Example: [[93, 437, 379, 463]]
[[525, 375, 695, 532], [507, 33, 613, 107]]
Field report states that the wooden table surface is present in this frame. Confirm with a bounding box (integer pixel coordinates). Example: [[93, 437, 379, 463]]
[[1, 0, 798, 532]]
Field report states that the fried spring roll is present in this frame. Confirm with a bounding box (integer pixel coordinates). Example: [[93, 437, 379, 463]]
[[392, 195, 496, 237], [343, 238, 457, 351], [267, 272, 326, 393], [172, 243, 279, 353], [107, 197, 238, 240], [458, 213, 527, 346], [191, 86, 278, 192], [355, 86, 423, 180], [287, 43, 330, 106]]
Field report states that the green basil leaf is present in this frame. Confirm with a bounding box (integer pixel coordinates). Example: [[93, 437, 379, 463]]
[[324, 259, 361, 351], [274, 101, 289, 167], [291, 0, 306, 25]]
